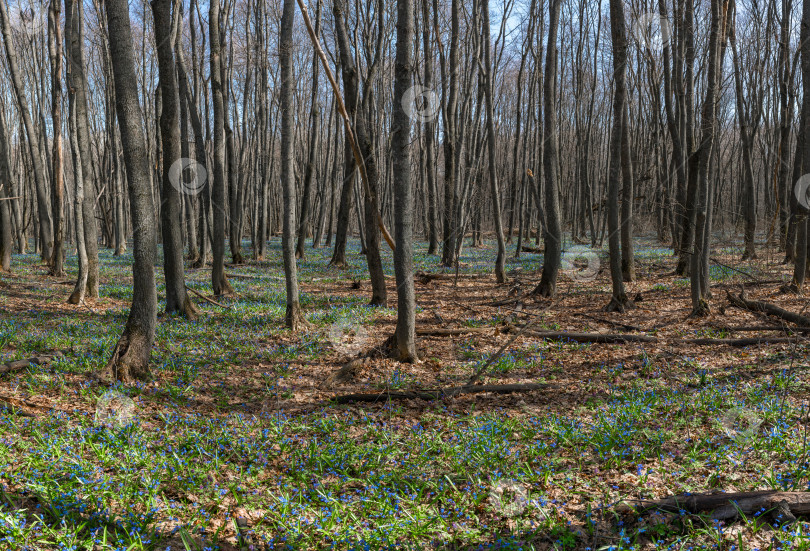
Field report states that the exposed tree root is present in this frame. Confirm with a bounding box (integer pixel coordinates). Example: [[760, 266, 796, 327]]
[[330, 383, 546, 404], [285, 303, 309, 331], [604, 293, 635, 313], [98, 331, 153, 384], [322, 357, 371, 388]]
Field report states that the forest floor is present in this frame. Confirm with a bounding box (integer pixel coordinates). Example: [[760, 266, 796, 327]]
[[0, 235, 809, 550]]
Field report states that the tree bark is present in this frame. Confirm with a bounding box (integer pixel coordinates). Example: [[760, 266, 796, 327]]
[[209, 0, 233, 295], [533, 0, 562, 297], [0, 0, 54, 264], [153, 0, 196, 319], [605, 0, 633, 312], [391, 0, 417, 362], [47, 0, 64, 276], [690, 0, 728, 315], [280, 0, 305, 329], [103, 0, 159, 382], [481, 0, 507, 284]]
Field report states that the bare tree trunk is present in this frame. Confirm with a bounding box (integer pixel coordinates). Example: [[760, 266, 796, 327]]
[[296, 0, 322, 260], [605, 0, 633, 312], [103, 0, 158, 382], [619, 106, 635, 282], [280, 0, 305, 329], [65, 0, 99, 300], [790, 0, 810, 291], [391, 0, 417, 362], [209, 0, 233, 295], [153, 0, 197, 319], [0, 101, 12, 271], [534, 0, 562, 297], [0, 0, 54, 264], [422, 0, 439, 255], [481, 0, 507, 284], [690, 0, 727, 316], [440, 0, 460, 267], [48, 0, 64, 276]]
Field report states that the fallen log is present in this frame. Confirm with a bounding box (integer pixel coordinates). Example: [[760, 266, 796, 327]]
[[520, 245, 544, 254], [714, 325, 810, 334], [416, 327, 494, 337], [681, 336, 803, 347], [727, 291, 810, 327], [330, 383, 546, 404], [415, 271, 491, 284], [618, 490, 810, 522], [506, 326, 658, 344], [0, 353, 62, 375], [574, 312, 644, 332], [0, 394, 56, 416]]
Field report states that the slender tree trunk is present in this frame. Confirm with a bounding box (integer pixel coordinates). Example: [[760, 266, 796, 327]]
[[65, 0, 99, 299], [153, 0, 196, 319], [391, 0, 417, 362], [440, 0, 460, 267], [620, 106, 635, 281], [0, 0, 54, 265], [422, 0, 439, 255], [209, 0, 233, 295], [481, 0, 507, 284], [296, 0, 322, 260], [280, 0, 305, 329], [103, 0, 158, 381], [0, 103, 12, 271], [605, 0, 633, 312], [690, 0, 727, 315], [790, 0, 810, 291], [48, 0, 64, 276], [534, 0, 562, 297]]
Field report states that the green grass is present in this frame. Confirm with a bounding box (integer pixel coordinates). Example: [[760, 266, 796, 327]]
[[0, 238, 807, 549]]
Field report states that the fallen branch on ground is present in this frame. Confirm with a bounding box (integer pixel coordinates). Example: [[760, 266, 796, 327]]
[[574, 313, 644, 332], [681, 336, 803, 346], [0, 353, 62, 375], [185, 285, 231, 309], [618, 490, 810, 522], [330, 383, 546, 404], [504, 326, 797, 347], [726, 290, 810, 326], [416, 327, 494, 336], [506, 326, 658, 344], [714, 325, 810, 333], [0, 394, 57, 416], [520, 245, 543, 254]]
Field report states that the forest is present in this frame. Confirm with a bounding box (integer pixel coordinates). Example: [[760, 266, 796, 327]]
[[0, 0, 809, 547]]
